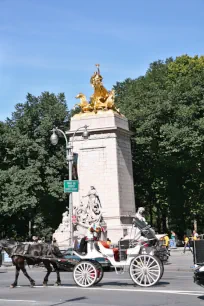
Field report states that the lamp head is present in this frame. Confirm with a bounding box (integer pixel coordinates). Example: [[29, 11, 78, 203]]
[[82, 125, 89, 139], [50, 129, 59, 145]]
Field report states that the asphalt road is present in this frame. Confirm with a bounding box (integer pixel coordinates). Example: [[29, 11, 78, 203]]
[[0, 250, 203, 306]]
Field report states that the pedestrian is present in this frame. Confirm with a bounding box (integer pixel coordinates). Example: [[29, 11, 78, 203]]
[[193, 230, 199, 241], [183, 235, 192, 253], [171, 231, 176, 248], [164, 235, 170, 250]]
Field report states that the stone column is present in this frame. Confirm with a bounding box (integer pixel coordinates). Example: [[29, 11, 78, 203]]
[[67, 111, 135, 243]]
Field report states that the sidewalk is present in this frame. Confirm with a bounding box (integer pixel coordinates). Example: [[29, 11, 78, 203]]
[[170, 247, 184, 252]]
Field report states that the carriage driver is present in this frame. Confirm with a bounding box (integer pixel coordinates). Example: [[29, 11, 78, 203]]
[[79, 222, 102, 254], [87, 222, 102, 240]]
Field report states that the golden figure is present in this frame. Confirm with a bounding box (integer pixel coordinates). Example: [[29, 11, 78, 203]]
[[75, 93, 93, 112], [75, 64, 120, 114]]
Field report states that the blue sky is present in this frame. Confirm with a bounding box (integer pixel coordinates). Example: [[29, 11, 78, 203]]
[[0, 0, 204, 121]]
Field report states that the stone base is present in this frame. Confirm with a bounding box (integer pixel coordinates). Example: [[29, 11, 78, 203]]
[[105, 224, 133, 244]]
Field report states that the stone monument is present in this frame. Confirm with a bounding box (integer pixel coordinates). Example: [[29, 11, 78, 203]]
[[54, 64, 135, 246]]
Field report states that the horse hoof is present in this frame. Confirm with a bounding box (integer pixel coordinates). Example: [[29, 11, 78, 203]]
[[43, 282, 47, 287], [54, 282, 61, 286], [10, 284, 15, 288]]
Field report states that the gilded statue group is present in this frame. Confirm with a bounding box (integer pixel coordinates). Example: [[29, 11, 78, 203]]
[[75, 64, 120, 114]]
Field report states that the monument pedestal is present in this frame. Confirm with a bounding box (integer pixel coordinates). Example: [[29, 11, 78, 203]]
[[67, 111, 135, 243]]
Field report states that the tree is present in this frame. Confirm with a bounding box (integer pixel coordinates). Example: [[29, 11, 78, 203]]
[[0, 92, 70, 239], [114, 55, 204, 235]]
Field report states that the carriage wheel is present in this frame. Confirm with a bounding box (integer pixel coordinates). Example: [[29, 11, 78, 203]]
[[130, 255, 161, 287], [73, 261, 97, 287], [94, 262, 104, 285], [153, 255, 164, 279], [159, 259, 164, 279]]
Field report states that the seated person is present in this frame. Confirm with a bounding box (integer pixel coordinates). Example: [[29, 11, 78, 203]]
[[79, 223, 102, 254], [79, 237, 87, 253], [107, 238, 111, 246]]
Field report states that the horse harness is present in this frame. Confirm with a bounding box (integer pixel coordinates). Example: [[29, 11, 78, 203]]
[[11, 243, 56, 259], [11, 243, 30, 257]]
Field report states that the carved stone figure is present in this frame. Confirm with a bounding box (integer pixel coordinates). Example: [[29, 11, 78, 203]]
[[73, 186, 102, 227], [135, 207, 146, 223], [57, 208, 70, 232], [75, 201, 88, 224], [83, 186, 102, 224], [53, 187, 107, 247]]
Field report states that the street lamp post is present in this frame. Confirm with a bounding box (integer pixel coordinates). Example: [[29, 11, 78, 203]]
[[50, 125, 89, 247]]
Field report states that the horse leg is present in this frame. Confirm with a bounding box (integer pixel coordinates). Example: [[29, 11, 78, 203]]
[[20, 260, 35, 287], [10, 265, 20, 288], [42, 261, 52, 286], [51, 262, 61, 286]]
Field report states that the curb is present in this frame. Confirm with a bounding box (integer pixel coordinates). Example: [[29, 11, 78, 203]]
[[172, 268, 194, 272]]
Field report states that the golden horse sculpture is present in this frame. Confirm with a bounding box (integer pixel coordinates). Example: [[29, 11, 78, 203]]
[[75, 64, 120, 114], [75, 93, 93, 113]]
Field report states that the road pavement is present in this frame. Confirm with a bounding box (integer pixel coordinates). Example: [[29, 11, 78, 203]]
[[0, 249, 203, 306]]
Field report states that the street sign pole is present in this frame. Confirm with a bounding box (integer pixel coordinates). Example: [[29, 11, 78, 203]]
[[64, 179, 79, 247], [66, 142, 73, 248]]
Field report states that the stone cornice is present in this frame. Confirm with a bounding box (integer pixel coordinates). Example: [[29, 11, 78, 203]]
[[66, 126, 134, 137]]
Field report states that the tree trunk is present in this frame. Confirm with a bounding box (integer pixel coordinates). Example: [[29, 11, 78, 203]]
[[149, 202, 153, 226], [156, 206, 161, 233], [162, 212, 167, 232]]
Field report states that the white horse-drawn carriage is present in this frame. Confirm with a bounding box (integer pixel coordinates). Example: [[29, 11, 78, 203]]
[[0, 216, 166, 289], [71, 217, 165, 288]]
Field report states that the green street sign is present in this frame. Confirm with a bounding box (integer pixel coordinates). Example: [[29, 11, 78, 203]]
[[64, 180, 79, 193]]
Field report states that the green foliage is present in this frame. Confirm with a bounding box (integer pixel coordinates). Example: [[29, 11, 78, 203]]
[[0, 92, 70, 239], [1, 54, 204, 239], [114, 55, 204, 235]]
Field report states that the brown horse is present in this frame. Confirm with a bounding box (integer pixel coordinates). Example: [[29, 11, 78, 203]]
[[0, 239, 62, 288]]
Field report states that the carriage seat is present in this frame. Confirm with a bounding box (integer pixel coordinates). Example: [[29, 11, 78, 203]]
[[99, 241, 110, 249], [97, 242, 114, 256], [97, 241, 119, 261]]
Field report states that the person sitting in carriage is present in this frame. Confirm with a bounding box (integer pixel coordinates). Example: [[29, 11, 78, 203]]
[[79, 223, 102, 254]]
